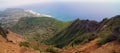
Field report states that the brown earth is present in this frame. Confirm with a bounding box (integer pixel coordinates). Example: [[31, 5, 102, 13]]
[[7, 31, 26, 44], [62, 38, 120, 53], [1, 31, 120, 53], [0, 31, 40, 53]]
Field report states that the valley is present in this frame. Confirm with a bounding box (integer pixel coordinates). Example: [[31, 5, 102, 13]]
[[0, 8, 120, 53]]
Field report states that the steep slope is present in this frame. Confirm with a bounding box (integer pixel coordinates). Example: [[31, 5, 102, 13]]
[[62, 38, 120, 53], [0, 34, 40, 53], [61, 38, 100, 53], [50, 15, 120, 53], [91, 41, 120, 53], [48, 15, 120, 49], [11, 17, 70, 43], [7, 31, 25, 44], [96, 15, 120, 45], [0, 26, 40, 53], [48, 18, 98, 48]]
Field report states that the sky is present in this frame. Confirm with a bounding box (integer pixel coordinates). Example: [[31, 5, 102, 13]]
[[1, 0, 120, 21]]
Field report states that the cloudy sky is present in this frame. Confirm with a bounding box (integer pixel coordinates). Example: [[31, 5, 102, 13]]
[[1, 0, 120, 21], [1, 0, 120, 9]]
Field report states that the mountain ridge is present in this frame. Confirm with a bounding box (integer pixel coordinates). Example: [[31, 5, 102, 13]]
[[47, 15, 120, 49], [1, 8, 120, 53]]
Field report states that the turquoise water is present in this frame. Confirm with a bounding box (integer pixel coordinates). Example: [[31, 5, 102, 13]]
[[19, 2, 120, 21]]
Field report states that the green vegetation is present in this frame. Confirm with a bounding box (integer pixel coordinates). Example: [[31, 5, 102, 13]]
[[1, 8, 120, 50], [48, 19, 98, 48], [19, 42, 30, 47], [19, 41, 44, 52], [45, 46, 59, 53], [32, 46, 44, 52], [117, 35, 120, 41], [97, 38, 112, 45], [0, 26, 9, 40], [97, 15, 120, 45], [5, 14, 120, 49], [76, 32, 96, 44], [47, 15, 120, 48], [11, 17, 71, 43]]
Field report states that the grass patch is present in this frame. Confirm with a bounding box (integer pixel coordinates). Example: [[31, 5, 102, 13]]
[[45, 46, 59, 53], [19, 42, 30, 47]]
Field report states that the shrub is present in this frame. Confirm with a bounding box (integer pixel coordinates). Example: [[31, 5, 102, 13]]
[[0, 27, 8, 39], [97, 37, 112, 45], [19, 42, 30, 47], [32, 46, 44, 52], [46, 46, 59, 53], [81, 39, 89, 44], [117, 35, 120, 41], [88, 32, 97, 41], [33, 46, 40, 50]]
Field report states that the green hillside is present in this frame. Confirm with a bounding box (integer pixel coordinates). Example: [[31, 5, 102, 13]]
[[48, 18, 98, 48], [11, 17, 71, 43], [0, 26, 8, 40], [47, 15, 120, 48], [97, 15, 120, 45]]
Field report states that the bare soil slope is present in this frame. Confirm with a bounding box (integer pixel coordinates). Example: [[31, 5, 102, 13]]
[[0, 31, 40, 53], [62, 38, 120, 53]]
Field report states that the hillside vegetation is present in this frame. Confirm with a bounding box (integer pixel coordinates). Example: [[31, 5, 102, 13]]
[[11, 17, 71, 43], [1, 8, 120, 53], [0, 26, 40, 53], [0, 26, 9, 40], [48, 18, 98, 48], [97, 15, 120, 45], [48, 15, 120, 49]]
